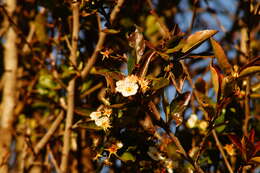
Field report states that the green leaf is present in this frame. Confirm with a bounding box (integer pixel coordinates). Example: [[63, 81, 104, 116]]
[[119, 152, 136, 162], [215, 109, 226, 133], [76, 121, 103, 131], [127, 54, 136, 74], [182, 30, 218, 54], [210, 38, 232, 75], [151, 77, 170, 90]]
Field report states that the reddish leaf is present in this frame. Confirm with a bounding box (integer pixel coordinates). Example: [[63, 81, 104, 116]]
[[249, 129, 255, 143], [210, 64, 223, 101], [228, 134, 243, 152], [255, 141, 260, 153], [210, 38, 232, 75]]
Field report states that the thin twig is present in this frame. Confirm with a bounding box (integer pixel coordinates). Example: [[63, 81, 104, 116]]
[[47, 145, 61, 173], [181, 61, 233, 173], [80, 82, 103, 99], [34, 111, 64, 154], [212, 131, 234, 173], [60, 2, 79, 173], [148, 101, 204, 173], [81, 0, 125, 79]]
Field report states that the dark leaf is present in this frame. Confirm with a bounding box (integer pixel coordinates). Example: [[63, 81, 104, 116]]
[[127, 54, 136, 74], [195, 77, 206, 94], [151, 77, 170, 91], [210, 38, 232, 75], [169, 92, 191, 126], [228, 134, 243, 152]]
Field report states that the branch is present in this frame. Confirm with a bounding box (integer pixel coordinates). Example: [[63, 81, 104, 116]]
[[34, 111, 64, 154], [60, 2, 79, 173], [148, 101, 204, 173], [181, 61, 233, 173], [0, 0, 18, 172], [81, 0, 125, 79]]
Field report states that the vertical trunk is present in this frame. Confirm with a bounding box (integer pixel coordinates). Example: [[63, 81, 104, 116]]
[[60, 2, 79, 173], [0, 0, 18, 172]]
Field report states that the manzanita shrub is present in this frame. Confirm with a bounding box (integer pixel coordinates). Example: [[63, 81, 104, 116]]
[[0, 0, 259, 173]]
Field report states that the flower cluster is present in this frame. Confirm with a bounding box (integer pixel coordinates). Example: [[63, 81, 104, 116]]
[[115, 75, 150, 97], [90, 107, 112, 131]]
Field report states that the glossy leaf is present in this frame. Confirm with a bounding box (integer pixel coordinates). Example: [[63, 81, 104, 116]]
[[210, 64, 223, 101], [238, 66, 260, 78], [238, 57, 260, 78], [181, 30, 218, 54], [210, 38, 232, 74], [128, 28, 146, 64], [151, 77, 170, 91]]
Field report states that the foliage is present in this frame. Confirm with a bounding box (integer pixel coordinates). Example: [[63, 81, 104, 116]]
[[0, 0, 259, 173]]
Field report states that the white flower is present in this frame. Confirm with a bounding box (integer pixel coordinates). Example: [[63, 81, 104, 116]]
[[102, 107, 113, 117], [94, 116, 111, 131], [90, 111, 102, 120], [116, 77, 139, 97], [186, 114, 198, 128]]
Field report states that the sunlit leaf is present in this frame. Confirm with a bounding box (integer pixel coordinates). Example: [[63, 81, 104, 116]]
[[250, 157, 260, 164], [102, 28, 120, 34], [181, 30, 218, 54], [166, 39, 185, 54], [210, 38, 232, 74], [238, 66, 260, 78], [238, 57, 260, 78], [119, 152, 136, 162], [210, 64, 223, 101], [128, 28, 146, 64]]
